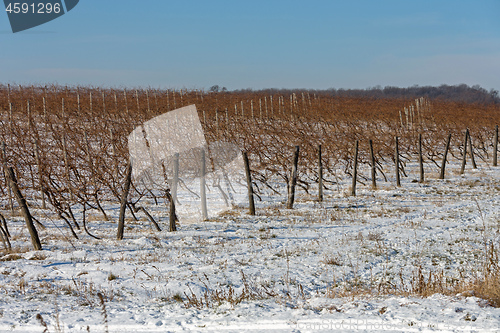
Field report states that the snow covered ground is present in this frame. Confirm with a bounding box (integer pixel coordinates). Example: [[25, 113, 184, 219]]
[[1, 160, 500, 332]]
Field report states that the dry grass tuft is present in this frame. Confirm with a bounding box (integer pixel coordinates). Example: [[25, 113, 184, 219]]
[[471, 271, 500, 307], [184, 272, 276, 309], [326, 245, 500, 308], [0, 253, 23, 261], [468, 243, 500, 307], [321, 254, 342, 266], [98, 292, 109, 333], [406, 266, 452, 297], [28, 252, 48, 260]]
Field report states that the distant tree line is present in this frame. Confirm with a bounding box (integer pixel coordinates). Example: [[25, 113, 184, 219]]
[[233, 84, 500, 105]]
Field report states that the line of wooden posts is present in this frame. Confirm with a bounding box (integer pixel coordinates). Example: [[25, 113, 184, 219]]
[[243, 125, 499, 214], [1, 125, 498, 251]]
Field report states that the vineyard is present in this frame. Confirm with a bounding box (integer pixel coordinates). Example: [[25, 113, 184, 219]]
[[0, 84, 498, 230], [1, 84, 500, 331]]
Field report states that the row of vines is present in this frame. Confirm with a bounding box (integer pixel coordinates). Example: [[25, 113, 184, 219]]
[[0, 84, 499, 241]]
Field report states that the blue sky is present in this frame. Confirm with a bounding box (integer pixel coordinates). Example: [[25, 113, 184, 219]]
[[1, 0, 499, 91]]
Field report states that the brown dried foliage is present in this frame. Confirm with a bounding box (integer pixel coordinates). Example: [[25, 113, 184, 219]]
[[0, 84, 498, 219]]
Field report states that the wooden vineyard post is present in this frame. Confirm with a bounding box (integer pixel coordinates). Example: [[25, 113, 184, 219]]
[[270, 95, 274, 118], [169, 191, 177, 232], [494, 125, 498, 167], [102, 92, 106, 113], [84, 131, 94, 182], [418, 134, 424, 183], [318, 144, 324, 201], [27, 100, 31, 131], [124, 89, 129, 116], [62, 136, 74, 202], [8, 103, 13, 133], [84, 132, 108, 221], [164, 180, 177, 232], [109, 129, 119, 178], [225, 108, 229, 133], [0, 213, 11, 250], [369, 140, 376, 188], [439, 134, 452, 180], [1, 142, 14, 213], [460, 129, 469, 174], [395, 137, 401, 187], [61, 98, 65, 118], [200, 148, 208, 220], [351, 141, 359, 196], [34, 141, 46, 209], [42, 97, 47, 122], [117, 163, 132, 240], [7, 167, 42, 250], [154, 90, 158, 112], [114, 92, 118, 112], [172, 153, 179, 203], [77, 93, 80, 113], [242, 151, 256, 215], [215, 110, 219, 138], [135, 90, 140, 113], [467, 130, 477, 169], [287, 146, 300, 209]]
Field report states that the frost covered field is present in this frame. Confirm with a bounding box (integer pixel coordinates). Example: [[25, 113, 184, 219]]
[[1, 158, 500, 333]]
